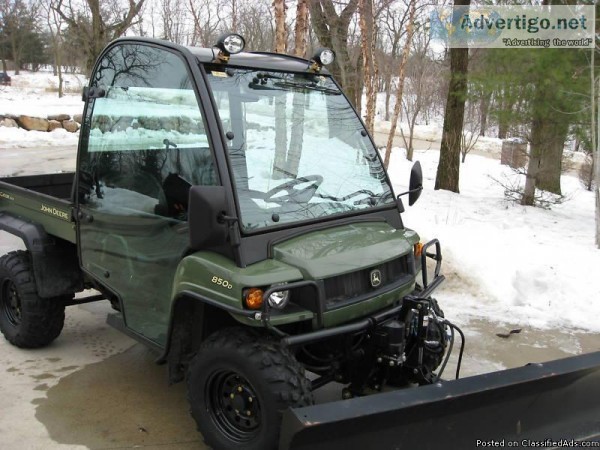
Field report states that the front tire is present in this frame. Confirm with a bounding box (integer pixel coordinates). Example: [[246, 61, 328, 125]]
[[187, 327, 313, 450], [0, 251, 67, 348]]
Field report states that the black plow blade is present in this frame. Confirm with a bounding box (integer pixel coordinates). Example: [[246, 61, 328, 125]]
[[280, 351, 600, 449]]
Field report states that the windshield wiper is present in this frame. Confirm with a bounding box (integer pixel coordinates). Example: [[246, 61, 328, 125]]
[[317, 190, 394, 206], [247, 72, 340, 95], [273, 80, 341, 95], [247, 81, 286, 92]]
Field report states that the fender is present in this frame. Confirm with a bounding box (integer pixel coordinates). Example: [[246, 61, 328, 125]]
[[0, 212, 83, 297]]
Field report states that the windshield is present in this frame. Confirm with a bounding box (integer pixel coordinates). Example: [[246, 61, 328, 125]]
[[205, 66, 395, 231]]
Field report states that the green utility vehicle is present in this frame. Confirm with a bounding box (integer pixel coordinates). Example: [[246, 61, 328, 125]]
[[2, 35, 599, 450]]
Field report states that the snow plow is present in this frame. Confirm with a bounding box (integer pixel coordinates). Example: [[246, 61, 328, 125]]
[[1, 35, 599, 449], [280, 350, 600, 449]]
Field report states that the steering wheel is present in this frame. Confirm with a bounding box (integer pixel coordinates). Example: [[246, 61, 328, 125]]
[[263, 175, 323, 203]]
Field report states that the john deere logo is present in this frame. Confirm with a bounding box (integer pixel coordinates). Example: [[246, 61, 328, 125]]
[[370, 269, 382, 288], [40, 204, 70, 221]]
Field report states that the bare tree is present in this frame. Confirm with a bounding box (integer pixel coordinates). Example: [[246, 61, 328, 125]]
[[309, 0, 359, 105], [399, 28, 437, 161], [161, 0, 188, 44], [237, 0, 275, 51], [53, 0, 146, 73], [383, 0, 416, 169], [460, 100, 481, 163], [188, 0, 228, 47], [434, 0, 471, 193], [41, 0, 65, 97]]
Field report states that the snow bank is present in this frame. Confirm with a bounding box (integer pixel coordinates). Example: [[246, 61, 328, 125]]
[[388, 147, 600, 333], [0, 127, 79, 149]]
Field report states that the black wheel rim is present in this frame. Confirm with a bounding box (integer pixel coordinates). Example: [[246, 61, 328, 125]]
[[206, 370, 262, 443], [1, 280, 22, 326]]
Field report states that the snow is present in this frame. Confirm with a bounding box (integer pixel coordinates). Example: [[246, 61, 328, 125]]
[[1, 74, 599, 336], [387, 147, 600, 333], [0, 126, 79, 149], [0, 69, 86, 119], [0, 70, 84, 148]]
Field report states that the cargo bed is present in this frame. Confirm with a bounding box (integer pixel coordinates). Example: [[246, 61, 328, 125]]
[[0, 173, 76, 243]]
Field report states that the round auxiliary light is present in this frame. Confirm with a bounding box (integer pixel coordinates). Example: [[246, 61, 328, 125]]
[[217, 33, 245, 55], [313, 48, 336, 66], [268, 287, 290, 310]]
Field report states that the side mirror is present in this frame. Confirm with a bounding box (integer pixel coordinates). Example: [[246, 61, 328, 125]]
[[397, 162, 423, 207], [408, 161, 423, 206], [188, 186, 229, 250]]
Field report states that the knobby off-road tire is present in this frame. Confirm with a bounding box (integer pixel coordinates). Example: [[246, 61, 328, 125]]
[[187, 327, 313, 450], [0, 251, 67, 348]]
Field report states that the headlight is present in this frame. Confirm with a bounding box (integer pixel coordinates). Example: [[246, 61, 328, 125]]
[[268, 287, 290, 309]]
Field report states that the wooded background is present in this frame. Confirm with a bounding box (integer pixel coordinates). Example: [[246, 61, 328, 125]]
[[0, 0, 599, 246]]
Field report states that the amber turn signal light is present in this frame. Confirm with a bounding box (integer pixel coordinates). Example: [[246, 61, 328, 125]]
[[245, 287, 264, 310], [414, 242, 424, 258]]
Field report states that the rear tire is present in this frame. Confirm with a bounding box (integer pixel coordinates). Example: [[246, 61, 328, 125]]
[[0, 251, 67, 348], [187, 327, 313, 450]]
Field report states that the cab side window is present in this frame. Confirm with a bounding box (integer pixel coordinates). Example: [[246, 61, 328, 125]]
[[79, 44, 217, 220]]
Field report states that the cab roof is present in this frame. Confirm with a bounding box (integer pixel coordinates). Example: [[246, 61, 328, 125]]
[[109, 36, 332, 75], [186, 46, 331, 74]]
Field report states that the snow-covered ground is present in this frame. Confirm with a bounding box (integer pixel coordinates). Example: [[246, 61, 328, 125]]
[[1, 71, 598, 337], [388, 147, 600, 334], [0, 70, 85, 149]]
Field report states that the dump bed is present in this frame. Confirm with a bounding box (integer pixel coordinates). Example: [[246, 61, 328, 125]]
[[0, 173, 76, 243]]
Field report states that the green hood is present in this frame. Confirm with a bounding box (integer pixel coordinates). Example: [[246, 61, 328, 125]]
[[271, 222, 418, 279]]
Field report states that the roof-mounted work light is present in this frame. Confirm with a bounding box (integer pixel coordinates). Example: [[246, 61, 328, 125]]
[[309, 48, 336, 72], [215, 33, 245, 62]]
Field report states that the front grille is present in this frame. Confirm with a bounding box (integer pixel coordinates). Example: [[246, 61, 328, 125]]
[[323, 256, 410, 308]]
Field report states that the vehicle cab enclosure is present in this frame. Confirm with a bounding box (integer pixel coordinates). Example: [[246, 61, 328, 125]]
[[73, 35, 434, 360]]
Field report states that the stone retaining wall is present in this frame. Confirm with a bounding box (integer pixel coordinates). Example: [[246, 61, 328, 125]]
[[0, 114, 82, 133]]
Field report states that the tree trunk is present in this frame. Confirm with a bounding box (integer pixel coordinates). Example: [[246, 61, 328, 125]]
[[286, 93, 306, 177], [232, 0, 237, 33], [407, 118, 416, 162], [272, 0, 288, 178], [293, 0, 308, 57], [536, 120, 567, 194], [498, 121, 508, 139], [497, 94, 512, 139], [56, 44, 63, 98], [10, 37, 20, 75], [479, 92, 491, 136], [273, 0, 287, 53], [384, 74, 391, 121], [434, 0, 471, 193], [383, 0, 416, 169], [358, 0, 375, 135], [272, 97, 288, 178], [595, 76, 600, 248], [522, 118, 548, 206]]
